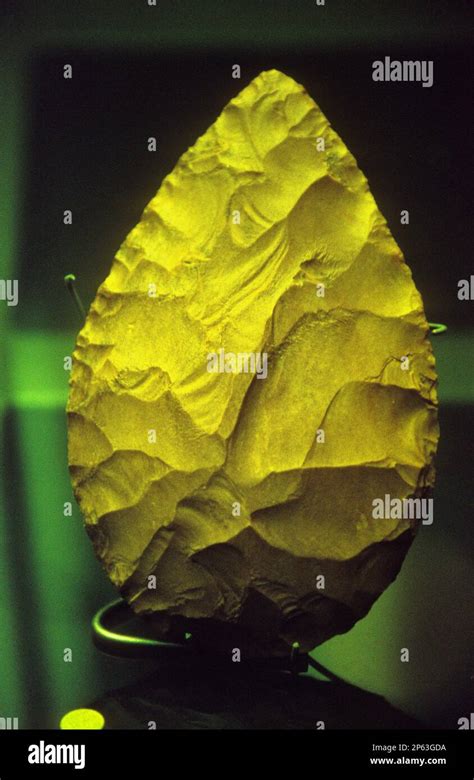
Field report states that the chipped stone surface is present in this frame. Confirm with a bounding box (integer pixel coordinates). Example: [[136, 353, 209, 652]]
[[67, 70, 438, 656]]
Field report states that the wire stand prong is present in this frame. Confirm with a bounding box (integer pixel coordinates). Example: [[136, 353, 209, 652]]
[[92, 598, 313, 673], [429, 322, 447, 335], [64, 273, 86, 320]]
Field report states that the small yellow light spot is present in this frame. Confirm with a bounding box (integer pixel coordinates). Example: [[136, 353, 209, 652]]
[[60, 708, 105, 730]]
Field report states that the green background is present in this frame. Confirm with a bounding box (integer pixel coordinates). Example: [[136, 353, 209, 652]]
[[0, 0, 473, 728]]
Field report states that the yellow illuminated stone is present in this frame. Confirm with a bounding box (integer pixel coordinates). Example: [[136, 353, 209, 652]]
[[67, 70, 438, 655], [60, 709, 105, 730]]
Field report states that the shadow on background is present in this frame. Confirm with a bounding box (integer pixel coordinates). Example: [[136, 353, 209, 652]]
[[91, 660, 421, 730]]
